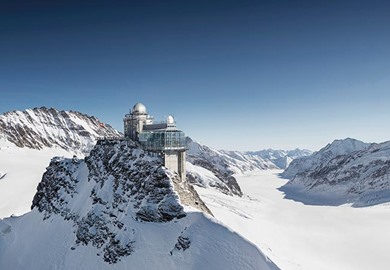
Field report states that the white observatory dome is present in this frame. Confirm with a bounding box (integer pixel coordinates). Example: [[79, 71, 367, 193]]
[[167, 115, 175, 125], [131, 102, 147, 114]]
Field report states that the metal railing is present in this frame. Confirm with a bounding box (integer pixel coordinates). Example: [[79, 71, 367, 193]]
[[97, 136, 127, 141]]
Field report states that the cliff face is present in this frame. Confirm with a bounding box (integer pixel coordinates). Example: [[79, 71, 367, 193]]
[[0, 107, 120, 154]]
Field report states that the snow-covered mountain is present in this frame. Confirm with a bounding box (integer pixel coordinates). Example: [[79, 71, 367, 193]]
[[0, 107, 120, 154], [247, 149, 312, 170], [281, 138, 390, 206], [186, 138, 311, 196], [0, 139, 279, 270], [281, 138, 370, 179], [186, 138, 245, 196], [0, 107, 121, 218]]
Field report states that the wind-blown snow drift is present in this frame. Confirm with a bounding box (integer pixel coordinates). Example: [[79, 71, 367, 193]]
[[0, 140, 279, 270]]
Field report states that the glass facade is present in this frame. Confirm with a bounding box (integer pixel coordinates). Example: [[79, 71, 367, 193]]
[[138, 130, 186, 151]]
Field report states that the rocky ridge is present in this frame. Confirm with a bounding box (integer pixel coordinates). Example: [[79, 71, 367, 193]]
[[281, 138, 369, 179], [0, 107, 120, 154]]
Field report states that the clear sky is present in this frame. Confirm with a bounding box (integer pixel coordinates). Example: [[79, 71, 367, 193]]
[[1, 0, 390, 151]]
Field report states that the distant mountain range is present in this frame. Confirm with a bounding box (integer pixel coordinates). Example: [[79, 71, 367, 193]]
[[186, 137, 311, 196], [281, 138, 390, 207], [281, 138, 370, 179]]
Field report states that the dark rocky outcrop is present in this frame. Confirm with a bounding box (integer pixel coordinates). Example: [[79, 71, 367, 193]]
[[32, 140, 193, 263]]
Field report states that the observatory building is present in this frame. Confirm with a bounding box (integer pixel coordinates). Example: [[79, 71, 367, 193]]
[[124, 103, 186, 181]]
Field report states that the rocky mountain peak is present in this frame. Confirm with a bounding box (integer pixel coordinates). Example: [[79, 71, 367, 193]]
[[0, 107, 120, 154], [282, 138, 371, 179], [31, 139, 198, 263], [321, 138, 370, 157]]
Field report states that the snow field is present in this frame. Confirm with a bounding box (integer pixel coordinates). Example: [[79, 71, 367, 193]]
[[196, 170, 390, 270], [0, 144, 80, 218], [0, 209, 279, 270]]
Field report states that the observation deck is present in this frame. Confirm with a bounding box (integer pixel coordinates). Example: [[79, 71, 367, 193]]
[[138, 129, 186, 152]]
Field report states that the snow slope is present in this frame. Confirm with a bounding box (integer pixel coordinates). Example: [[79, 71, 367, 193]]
[[0, 140, 279, 270], [0, 211, 278, 270], [196, 170, 390, 270], [0, 140, 75, 217]]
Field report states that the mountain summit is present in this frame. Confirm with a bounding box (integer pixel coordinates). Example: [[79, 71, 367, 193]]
[[281, 138, 369, 179]]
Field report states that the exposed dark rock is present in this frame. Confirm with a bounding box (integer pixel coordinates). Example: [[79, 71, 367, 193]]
[[30, 140, 211, 263], [175, 235, 191, 251]]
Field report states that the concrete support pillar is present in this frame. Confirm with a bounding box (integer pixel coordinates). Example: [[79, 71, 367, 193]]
[[164, 150, 186, 182], [178, 151, 186, 182]]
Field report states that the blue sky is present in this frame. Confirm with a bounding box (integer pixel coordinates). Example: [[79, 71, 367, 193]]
[[1, 0, 390, 151]]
